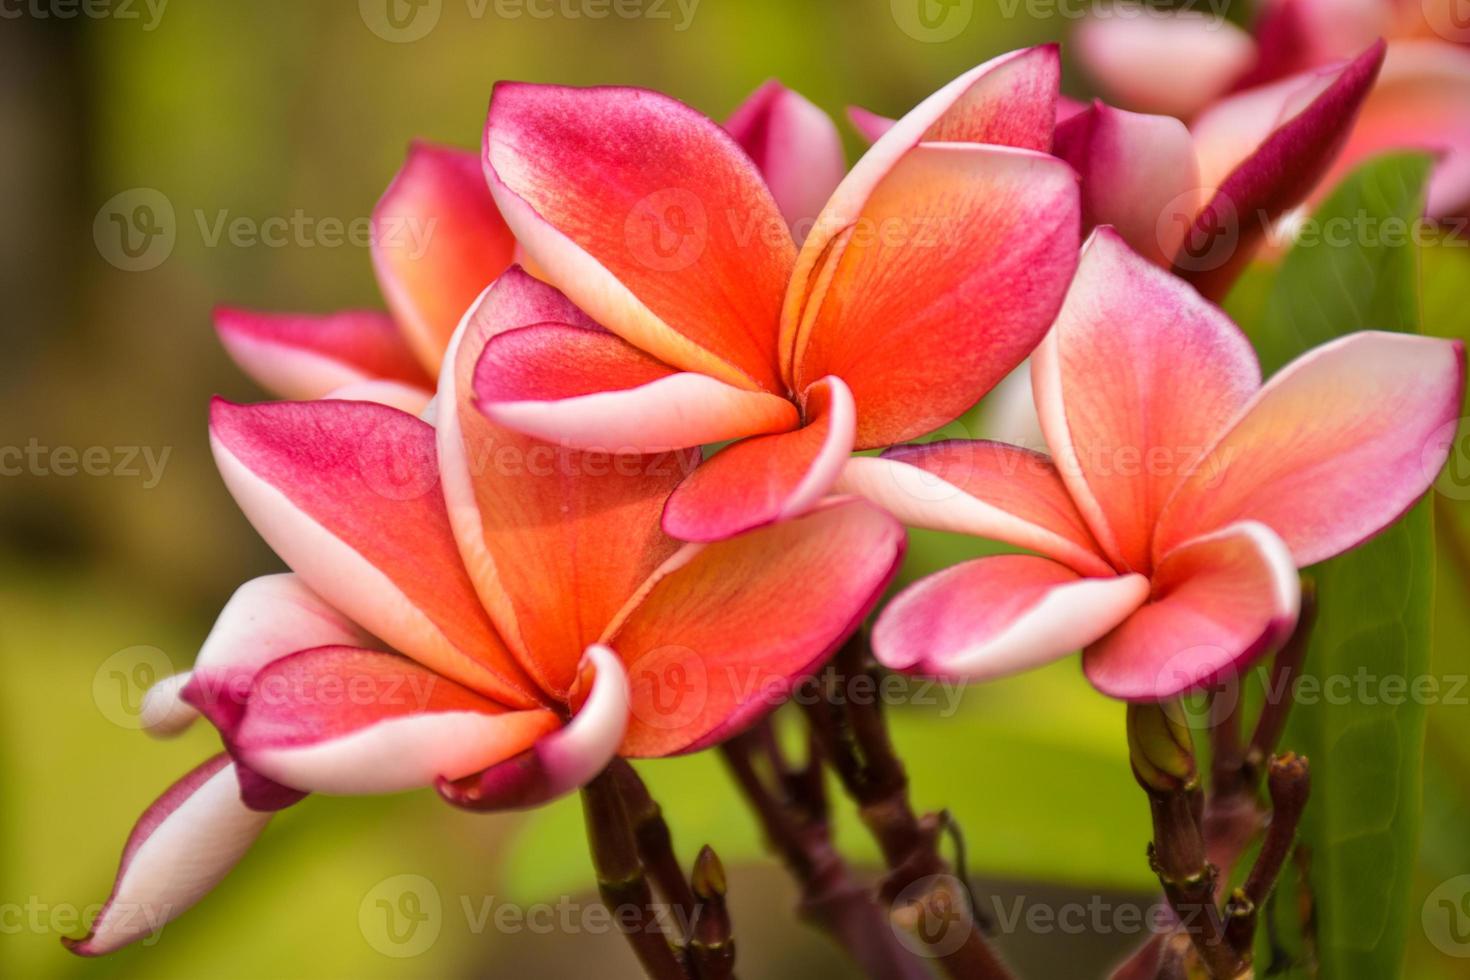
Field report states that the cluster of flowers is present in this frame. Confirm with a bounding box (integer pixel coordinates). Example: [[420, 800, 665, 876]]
[[69, 15, 1464, 959]]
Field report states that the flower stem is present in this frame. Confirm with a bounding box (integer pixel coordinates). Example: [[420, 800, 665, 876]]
[[803, 635, 1014, 980], [610, 760, 699, 937], [581, 767, 691, 980], [721, 722, 930, 979]]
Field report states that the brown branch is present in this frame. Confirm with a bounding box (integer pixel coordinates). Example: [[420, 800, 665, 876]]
[[581, 768, 690, 980], [1224, 753, 1312, 954], [610, 759, 699, 937], [1246, 578, 1317, 779], [720, 723, 929, 979]]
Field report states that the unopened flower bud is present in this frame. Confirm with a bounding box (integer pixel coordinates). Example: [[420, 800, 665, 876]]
[[1127, 702, 1197, 794]]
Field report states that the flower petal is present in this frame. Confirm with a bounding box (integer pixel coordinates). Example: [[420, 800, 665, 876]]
[[661, 375, 855, 542], [1180, 42, 1386, 296], [784, 45, 1061, 376], [473, 320, 798, 452], [790, 143, 1080, 447], [1084, 522, 1300, 701], [610, 498, 904, 757], [145, 573, 373, 737], [1153, 332, 1465, 567], [726, 80, 847, 236], [235, 647, 559, 795], [371, 141, 517, 374], [1074, 12, 1256, 119], [437, 269, 699, 698], [214, 308, 432, 399], [1054, 103, 1204, 266], [1032, 229, 1261, 573], [1325, 41, 1470, 217], [438, 645, 630, 810], [323, 380, 434, 415], [210, 398, 542, 707], [836, 441, 1112, 577], [873, 555, 1149, 680], [846, 105, 895, 144], [485, 82, 794, 392], [63, 756, 271, 956]]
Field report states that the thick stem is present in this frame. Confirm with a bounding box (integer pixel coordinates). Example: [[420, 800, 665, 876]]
[[721, 726, 929, 980], [804, 636, 1012, 980], [581, 768, 690, 980], [610, 760, 699, 937], [1223, 753, 1311, 955]]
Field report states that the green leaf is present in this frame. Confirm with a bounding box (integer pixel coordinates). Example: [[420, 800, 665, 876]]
[[1249, 152, 1430, 372], [502, 660, 1153, 901], [1241, 153, 1436, 979]]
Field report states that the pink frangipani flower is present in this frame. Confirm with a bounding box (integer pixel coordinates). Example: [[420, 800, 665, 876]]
[[1076, 0, 1470, 218], [474, 46, 1081, 543], [845, 228, 1463, 701], [211, 81, 840, 415], [1055, 41, 1384, 297], [68, 269, 904, 956]]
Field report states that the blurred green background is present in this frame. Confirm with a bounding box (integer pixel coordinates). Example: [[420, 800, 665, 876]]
[[3, 1, 1467, 977]]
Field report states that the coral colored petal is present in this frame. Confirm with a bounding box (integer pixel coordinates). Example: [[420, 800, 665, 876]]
[[145, 574, 372, 738], [611, 498, 904, 757], [214, 308, 432, 399], [661, 376, 855, 543], [1179, 43, 1385, 296], [1074, 13, 1256, 118], [726, 80, 847, 235], [1032, 229, 1261, 573], [437, 269, 697, 698], [1154, 332, 1466, 568], [873, 555, 1149, 680], [438, 645, 631, 810], [209, 398, 541, 707], [1084, 522, 1300, 701], [235, 647, 559, 795], [784, 46, 1062, 377], [836, 442, 1112, 577], [485, 82, 793, 391], [792, 143, 1080, 447], [372, 142, 517, 374], [64, 756, 272, 956], [1054, 103, 1204, 266], [473, 320, 798, 452]]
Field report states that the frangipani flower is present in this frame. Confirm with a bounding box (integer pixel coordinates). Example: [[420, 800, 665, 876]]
[[474, 46, 1081, 542], [69, 269, 904, 956], [212, 81, 842, 415], [845, 229, 1463, 700], [1076, 0, 1470, 218], [1055, 41, 1384, 297]]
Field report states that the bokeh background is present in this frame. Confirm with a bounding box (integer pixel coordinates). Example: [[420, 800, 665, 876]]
[[3, 1, 1468, 977]]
